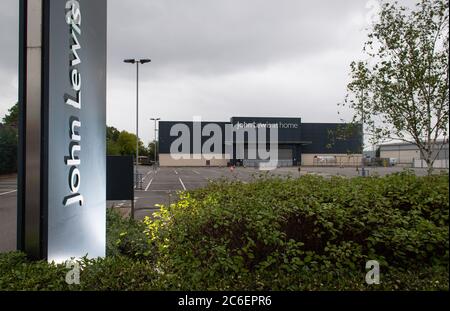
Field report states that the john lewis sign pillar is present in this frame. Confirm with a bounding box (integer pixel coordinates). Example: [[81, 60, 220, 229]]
[[18, 0, 107, 262]]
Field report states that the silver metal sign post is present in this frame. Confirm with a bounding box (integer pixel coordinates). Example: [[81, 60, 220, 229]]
[[18, 0, 107, 262]]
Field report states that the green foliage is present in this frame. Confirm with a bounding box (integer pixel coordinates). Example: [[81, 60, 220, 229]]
[[0, 209, 158, 291], [0, 173, 448, 291], [144, 172, 449, 290], [0, 125, 18, 174], [0, 252, 159, 291], [106, 126, 151, 158], [2, 103, 19, 128], [107, 126, 120, 142], [0, 252, 70, 291], [0, 102, 19, 174], [342, 0, 449, 174], [106, 126, 121, 155], [76, 256, 159, 291], [116, 131, 137, 155], [106, 139, 122, 155], [106, 208, 154, 259]]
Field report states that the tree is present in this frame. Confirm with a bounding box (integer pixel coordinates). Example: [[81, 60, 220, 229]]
[[107, 139, 121, 155], [342, 0, 449, 174], [148, 142, 156, 162], [106, 126, 120, 142], [106, 126, 150, 158], [106, 126, 121, 155], [0, 103, 19, 174], [0, 125, 18, 174], [2, 103, 19, 128], [117, 131, 137, 155]]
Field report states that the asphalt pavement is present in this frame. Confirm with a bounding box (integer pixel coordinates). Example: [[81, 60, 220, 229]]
[[0, 174, 17, 253]]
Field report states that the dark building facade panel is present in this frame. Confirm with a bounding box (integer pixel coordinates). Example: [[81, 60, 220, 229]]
[[300, 123, 362, 154], [159, 121, 228, 154]]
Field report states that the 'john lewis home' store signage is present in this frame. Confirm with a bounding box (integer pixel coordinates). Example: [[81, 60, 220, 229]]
[[18, 0, 107, 262]]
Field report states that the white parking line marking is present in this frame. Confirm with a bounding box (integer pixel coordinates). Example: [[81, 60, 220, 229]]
[[0, 190, 17, 196], [142, 170, 152, 181], [192, 169, 200, 175], [179, 178, 187, 191], [174, 170, 179, 175], [150, 190, 176, 192], [145, 178, 154, 192]]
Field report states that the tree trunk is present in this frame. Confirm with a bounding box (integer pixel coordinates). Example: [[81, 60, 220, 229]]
[[425, 159, 434, 176]]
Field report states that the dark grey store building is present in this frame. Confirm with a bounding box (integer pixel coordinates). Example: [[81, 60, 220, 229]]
[[158, 117, 362, 167]]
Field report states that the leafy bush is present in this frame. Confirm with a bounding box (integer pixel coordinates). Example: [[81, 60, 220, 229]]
[[144, 172, 449, 290], [0, 252, 70, 291], [106, 208, 154, 260], [0, 252, 159, 291], [76, 256, 159, 291], [0, 172, 448, 291]]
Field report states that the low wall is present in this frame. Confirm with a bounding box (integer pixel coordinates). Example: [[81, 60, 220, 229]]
[[159, 154, 228, 167], [302, 154, 363, 167], [160, 153, 365, 167]]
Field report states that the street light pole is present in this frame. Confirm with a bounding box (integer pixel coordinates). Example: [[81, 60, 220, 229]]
[[136, 62, 139, 183], [151, 117, 161, 168], [124, 58, 151, 193]]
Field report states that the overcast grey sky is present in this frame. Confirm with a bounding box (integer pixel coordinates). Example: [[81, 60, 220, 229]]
[[0, 0, 414, 144]]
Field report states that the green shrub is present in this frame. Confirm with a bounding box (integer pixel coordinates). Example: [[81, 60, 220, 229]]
[[144, 172, 449, 290], [0, 252, 159, 291], [0, 252, 70, 291], [76, 256, 159, 291], [106, 208, 154, 260], [0, 172, 448, 291]]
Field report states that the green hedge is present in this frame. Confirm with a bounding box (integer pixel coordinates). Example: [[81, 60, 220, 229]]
[[0, 172, 448, 290], [0, 210, 158, 291], [144, 172, 449, 290]]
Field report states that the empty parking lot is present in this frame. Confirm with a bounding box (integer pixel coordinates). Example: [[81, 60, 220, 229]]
[[114, 165, 444, 220]]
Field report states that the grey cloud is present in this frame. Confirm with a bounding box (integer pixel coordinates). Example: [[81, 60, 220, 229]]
[[107, 0, 370, 79], [0, 0, 19, 116], [1, 0, 416, 144]]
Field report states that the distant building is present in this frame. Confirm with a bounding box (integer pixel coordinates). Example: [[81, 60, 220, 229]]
[[378, 140, 449, 167], [158, 117, 363, 167]]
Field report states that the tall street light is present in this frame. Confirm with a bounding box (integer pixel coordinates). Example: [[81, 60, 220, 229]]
[[124, 58, 151, 190], [151, 117, 161, 167]]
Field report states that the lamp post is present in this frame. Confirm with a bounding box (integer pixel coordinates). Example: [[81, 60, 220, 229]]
[[124, 58, 151, 191], [151, 118, 160, 168]]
